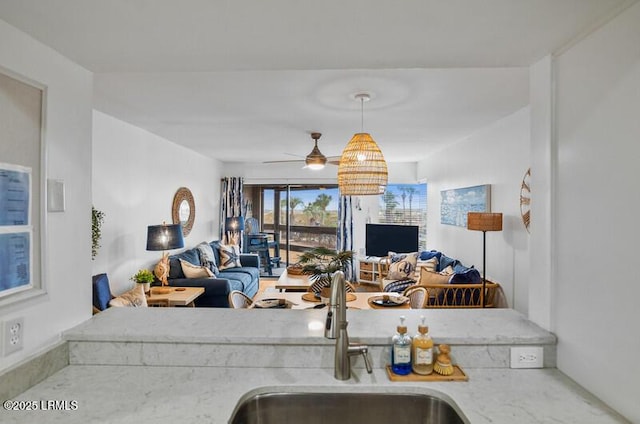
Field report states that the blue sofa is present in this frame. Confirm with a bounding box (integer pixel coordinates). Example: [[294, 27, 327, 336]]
[[166, 240, 260, 307]]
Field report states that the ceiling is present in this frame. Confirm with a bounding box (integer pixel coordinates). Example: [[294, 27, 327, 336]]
[[0, 0, 629, 163]]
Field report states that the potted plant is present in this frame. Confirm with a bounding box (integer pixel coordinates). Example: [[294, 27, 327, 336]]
[[297, 246, 354, 292], [131, 269, 155, 294], [91, 206, 105, 260]]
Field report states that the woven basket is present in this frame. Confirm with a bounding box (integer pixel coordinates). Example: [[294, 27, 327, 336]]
[[286, 265, 305, 276]]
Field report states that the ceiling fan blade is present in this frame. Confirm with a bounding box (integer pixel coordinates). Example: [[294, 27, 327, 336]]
[[263, 159, 305, 164], [326, 156, 340, 165], [284, 152, 305, 159]]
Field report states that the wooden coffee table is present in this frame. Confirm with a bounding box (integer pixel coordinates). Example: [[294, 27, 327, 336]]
[[274, 270, 312, 292], [147, 287, 204, 307]]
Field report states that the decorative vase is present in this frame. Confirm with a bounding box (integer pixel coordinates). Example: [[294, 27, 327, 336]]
[[140, 282, 150, 294]]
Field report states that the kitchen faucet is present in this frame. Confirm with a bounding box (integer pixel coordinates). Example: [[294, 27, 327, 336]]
[[325, 271, 373, 380]]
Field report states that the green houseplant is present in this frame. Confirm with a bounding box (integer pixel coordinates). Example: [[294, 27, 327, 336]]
[[297, 246, 354, 289], [131, 269, 155, 293], [91, 206, 105, 260]]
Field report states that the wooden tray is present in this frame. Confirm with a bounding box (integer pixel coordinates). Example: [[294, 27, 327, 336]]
[[385, 365, 468, 382], [301, 292, 357, 303]]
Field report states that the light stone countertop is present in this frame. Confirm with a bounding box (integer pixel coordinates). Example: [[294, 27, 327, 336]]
[[63, 307, 557, 346], [0, 308, 629, 423], [0, 365, 628, 423]]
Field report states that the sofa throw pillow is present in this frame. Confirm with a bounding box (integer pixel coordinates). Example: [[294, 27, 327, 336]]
[[414, 257, 438, 279], [196, 242, 219, 275], [418, 267, 452, 300], [449, 268, 482, 284], [180, 259, 214, 278], [387, 252, 418, 280], [219, 244, 242, 270], [109, 285, 147, 308], [419, 267, 451, 285], [439, 265, 454, 275]]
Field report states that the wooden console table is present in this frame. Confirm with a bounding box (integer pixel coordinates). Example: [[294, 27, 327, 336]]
[[357, 257, 387, 285]]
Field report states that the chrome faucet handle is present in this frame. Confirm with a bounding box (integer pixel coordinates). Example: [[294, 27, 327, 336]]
[[348, 344, 373, 374]]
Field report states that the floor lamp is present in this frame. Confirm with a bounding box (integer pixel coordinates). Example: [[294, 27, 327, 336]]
[[467, 212, 503, 307]]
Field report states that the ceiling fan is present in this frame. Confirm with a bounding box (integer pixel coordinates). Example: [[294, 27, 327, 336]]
[[263, 132, 340, 170]]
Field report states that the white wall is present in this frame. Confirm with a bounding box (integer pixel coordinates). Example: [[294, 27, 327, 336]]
[[528, 56, 554, 330], [0, 19, 93, 372], [92, 111, 223, 295], [553, 3, 640, 422], [416, 108, 531, 311]]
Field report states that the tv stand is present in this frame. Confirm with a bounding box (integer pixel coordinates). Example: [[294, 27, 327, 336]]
[[357, 257, 387, 285]]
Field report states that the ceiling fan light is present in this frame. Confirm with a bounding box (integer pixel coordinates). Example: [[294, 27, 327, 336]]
[[338, 132, 388, 196], [306, 162, 325, 170], [305, 138, 327, 170]]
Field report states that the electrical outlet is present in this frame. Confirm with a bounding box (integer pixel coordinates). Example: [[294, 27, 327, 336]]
[[510, 346, 543, 368], [3, 317, 24, 356]]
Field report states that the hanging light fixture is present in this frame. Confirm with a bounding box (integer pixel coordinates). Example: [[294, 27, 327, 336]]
[[338, 93, 388, 195], [305, 132, 327, 170]]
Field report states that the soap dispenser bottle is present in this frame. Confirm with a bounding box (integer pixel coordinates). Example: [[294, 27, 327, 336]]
[[391, 316, 412, 375], [412, 316, 434, 375]]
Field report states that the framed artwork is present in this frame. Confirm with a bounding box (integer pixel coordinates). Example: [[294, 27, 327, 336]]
[[0, 66, 46, 306], [440, 185, 491, 227]]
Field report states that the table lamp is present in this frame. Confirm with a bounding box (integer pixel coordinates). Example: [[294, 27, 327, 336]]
[[146, 223, 185, 293], [467, 212, 502, 307], [225, 216, 244, 245]]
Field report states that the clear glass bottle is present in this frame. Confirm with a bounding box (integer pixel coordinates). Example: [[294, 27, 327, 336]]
[[391, 316, 412, 375], [412, 316, 434, 375]]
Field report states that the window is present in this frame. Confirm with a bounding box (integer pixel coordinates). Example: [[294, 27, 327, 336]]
[[378, 184, 427, 250]]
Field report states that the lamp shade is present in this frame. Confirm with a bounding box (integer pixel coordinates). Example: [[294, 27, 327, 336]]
[[467, 212, 503, 232], [225, 216, 245, 231], [337, 132, 388, 195], [146, 223, 185, 251]]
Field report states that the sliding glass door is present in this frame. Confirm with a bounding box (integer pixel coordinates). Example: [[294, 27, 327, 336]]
[[244, 184, 339, 266]]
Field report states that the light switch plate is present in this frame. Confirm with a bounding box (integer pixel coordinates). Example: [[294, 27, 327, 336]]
[[47, 179, 65, 212]]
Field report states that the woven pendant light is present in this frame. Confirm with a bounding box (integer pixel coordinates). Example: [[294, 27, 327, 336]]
[[338, 93, 388, 195]]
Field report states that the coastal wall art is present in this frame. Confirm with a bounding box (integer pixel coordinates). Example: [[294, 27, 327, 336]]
[[440, 184, 491, 228]]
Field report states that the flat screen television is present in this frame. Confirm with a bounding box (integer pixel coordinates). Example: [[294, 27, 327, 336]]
[[365, 224, 419, 257]]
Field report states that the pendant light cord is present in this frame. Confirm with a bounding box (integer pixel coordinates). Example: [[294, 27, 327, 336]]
[[360, 96, 364, 133]]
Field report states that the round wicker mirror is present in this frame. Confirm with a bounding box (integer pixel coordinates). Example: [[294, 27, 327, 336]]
[[172, 187, 195, 236]]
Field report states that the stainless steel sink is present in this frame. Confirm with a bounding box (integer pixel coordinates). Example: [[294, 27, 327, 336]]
[[229, 391, 469, 424]]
